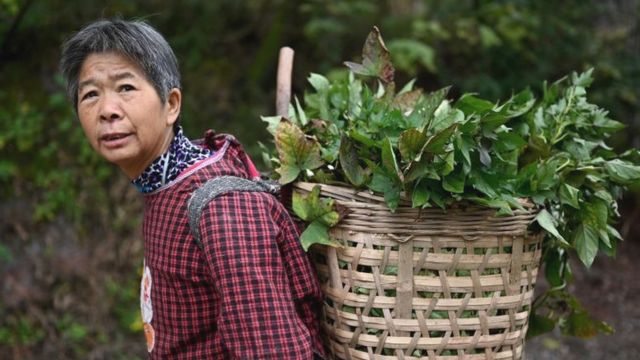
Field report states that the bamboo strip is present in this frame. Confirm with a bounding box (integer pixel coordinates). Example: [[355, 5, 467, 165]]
[[330, 229, 542, 248], [324, 307, 530, 333], [328, 341, 522, 360], [321, 286, 535, 311], [333, 247, 541, 269], [329, 327, 524, 349], [315, 264, 539, 292]]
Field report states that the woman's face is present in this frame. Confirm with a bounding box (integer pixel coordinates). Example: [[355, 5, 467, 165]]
[[76, 52, 181, 178]]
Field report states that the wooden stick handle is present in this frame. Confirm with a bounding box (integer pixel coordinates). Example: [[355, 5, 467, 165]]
[[276, 47, 294, 118]]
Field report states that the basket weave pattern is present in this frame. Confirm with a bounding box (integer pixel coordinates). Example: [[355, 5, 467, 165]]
[[294, 182, 543, 360]]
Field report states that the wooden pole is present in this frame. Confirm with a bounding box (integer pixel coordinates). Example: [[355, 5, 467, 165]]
[[276, 47, 294, 118], [275, 47, 295, 207]]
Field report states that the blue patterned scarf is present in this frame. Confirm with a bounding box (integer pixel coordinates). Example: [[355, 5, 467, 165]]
[[132, 126, 211, 193]]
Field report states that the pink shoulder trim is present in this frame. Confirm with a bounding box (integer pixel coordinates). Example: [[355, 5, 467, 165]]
[[144, 140, 231, 195]]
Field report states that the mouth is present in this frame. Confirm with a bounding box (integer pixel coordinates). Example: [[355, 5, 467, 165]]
[[101, 133, 130, 141], [100, 132, 132, 148]]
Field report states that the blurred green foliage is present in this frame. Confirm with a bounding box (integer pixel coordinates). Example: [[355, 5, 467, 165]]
[[0, 0, 638, 358]]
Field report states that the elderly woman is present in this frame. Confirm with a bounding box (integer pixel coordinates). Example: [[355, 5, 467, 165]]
[[60, 19, 325, 359]]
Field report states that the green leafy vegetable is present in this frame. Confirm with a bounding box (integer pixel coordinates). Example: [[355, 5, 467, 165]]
[[292, 185, 344, 251], [535, 209, 568, 246], [263, 26, 640, 338], [274, 120, 323, 184], [344, 26, 394, 83], [339, 135, 367, 186]]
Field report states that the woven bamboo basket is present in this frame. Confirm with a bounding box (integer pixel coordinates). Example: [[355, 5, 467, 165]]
[[294, 182, 543, 360]]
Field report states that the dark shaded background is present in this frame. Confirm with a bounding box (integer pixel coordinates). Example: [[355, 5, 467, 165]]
[[1, 1, 638, 359]]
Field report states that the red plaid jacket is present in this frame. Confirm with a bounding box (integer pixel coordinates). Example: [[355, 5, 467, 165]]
[[141, 134, 325, 359]]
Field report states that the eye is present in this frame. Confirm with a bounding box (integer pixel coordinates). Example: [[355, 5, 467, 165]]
[[119, 84, 136, 92], [80, 90, 98, 101]]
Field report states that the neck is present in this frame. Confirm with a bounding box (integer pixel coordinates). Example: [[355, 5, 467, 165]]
[[123, 129, 175, 179], [130, 126, 212, 193]]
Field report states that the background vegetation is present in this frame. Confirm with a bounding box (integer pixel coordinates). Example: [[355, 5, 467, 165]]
[[1, 0, 638, 359]]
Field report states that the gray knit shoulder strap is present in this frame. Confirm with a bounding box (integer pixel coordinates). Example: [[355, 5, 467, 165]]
[[187, 175, 280, 251]]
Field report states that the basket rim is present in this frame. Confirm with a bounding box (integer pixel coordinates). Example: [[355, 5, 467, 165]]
[[293, 181, 538, 212]]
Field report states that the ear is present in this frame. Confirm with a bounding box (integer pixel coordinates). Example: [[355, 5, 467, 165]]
[[165, 88, 182, 126]]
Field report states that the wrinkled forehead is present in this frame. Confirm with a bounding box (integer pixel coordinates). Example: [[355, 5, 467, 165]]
[[78, 52, 147, 89]]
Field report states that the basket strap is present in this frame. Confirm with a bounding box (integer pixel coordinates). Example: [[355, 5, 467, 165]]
[[187, 175, 280, 251]]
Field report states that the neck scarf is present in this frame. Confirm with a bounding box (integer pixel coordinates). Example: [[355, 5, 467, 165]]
[[132, 126, 211, 193]]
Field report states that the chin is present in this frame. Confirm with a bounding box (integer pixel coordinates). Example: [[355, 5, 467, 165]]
[[102, 151, 136, 168]]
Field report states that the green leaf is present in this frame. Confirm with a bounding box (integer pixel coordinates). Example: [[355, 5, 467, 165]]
[[604, 159, 640, 184], [544, 248, 566, 287], [381, 137, 403, 182], [478, 146, 491, 167], [594, 115, 625, 133], [344, 26, 394, 83], [504, 89, 536, 118], [441, 151, 455, 176], [565, 308, 598, 338], [411, 86, 450, 131], [574, 224, 599, 267], [534, 160, 558, 191], [501, 194, 525, 211], [299, 221, 342, 251], [292, 185, 343, 227], [598, 228, 611, 248], [456, 134, 474, 171], [565, 139, 598, 161], [398, 78, 416, 94], [559, 184, 580, 209], [432, 105, 463, 134], [398, 128, 426, 161], [349, 129, 378, 148], [411, 180, 430, 207], [294, 96, 308, 126], [528, 314, 556, 338], [535, 209, 569, 246], [261, 115, 283, 136], [405, 156, 438, 182], [607, 225, 623, 241], [456, 94, 495, 115], [422, 123, 458, 155], [275, 121, 323, 184], [369, 171, 401, 212], [562, 307, 614, 338], [319, 210, 341, 227], [494, 132, 526, 153], [478, 90, 535, 132], [339, 135, 366, 186], [571, 68, 594, 88], [442, 168, 465, 193], [469, 171, 498, 197], [467, 196, 512, 215], [308, 73, 330, 92], [292, 186, 321, 221], [347, 75, 363, 118], [582, 199, 608, 230]]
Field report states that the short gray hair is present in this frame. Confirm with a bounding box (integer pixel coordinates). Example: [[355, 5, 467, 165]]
[[60, 19, 180, 110]]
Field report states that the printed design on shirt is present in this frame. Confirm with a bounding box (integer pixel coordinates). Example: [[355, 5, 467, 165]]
[[143, 323, 155, 353], [140, 262, 155, 352]]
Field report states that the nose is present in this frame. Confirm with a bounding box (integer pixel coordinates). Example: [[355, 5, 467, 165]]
[[98, 91, 123, 122]]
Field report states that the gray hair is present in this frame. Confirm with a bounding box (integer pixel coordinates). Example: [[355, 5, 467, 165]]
[[60, 19, 180, 111]]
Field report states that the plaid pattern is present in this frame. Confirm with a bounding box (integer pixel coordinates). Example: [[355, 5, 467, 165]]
[[142, 135, 325, 359]]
